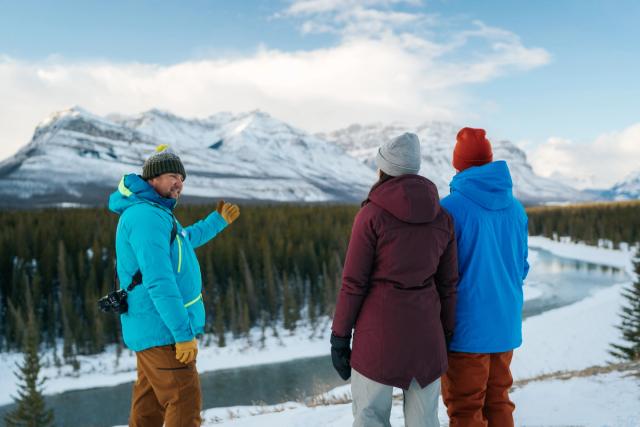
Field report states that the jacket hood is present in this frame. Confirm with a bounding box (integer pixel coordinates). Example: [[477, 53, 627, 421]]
[[368, 175, 440, 224], [449, 160, 514, 210], [108, 173, 177, 215]]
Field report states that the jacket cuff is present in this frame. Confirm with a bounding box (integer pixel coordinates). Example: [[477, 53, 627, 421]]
[[173, 330, 195, 344], [330, 332, 351, 348], [172, 320, 196, 344]]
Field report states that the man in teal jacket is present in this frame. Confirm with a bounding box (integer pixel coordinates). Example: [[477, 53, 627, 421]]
[[108, 145, 239, 427], [440, 128, 529, 427]]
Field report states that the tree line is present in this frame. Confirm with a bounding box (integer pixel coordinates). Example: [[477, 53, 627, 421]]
[[2, 200, 639, 360], [0, 203, 359, 359], [526, 200, 640, 247]]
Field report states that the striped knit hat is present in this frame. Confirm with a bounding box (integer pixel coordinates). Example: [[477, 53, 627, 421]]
[[142, 144, 186, 180]]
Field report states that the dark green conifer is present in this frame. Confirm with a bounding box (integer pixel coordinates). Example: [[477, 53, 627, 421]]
[[610, 249, 640, 361], [4, 287, 54, 427]]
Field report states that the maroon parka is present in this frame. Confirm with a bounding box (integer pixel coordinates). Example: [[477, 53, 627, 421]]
[[332, 175, 458, 389]]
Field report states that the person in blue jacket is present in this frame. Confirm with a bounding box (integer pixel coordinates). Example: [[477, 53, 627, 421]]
[[440, 128, 529, 427], [108, 144, 240, 427]]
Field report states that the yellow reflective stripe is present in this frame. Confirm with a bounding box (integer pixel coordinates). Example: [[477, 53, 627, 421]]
[[176, 235, 183, 273], [118, 176, 132, 197], [184, 293, 202, 308]]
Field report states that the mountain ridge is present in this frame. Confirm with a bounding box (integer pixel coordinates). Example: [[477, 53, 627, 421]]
[[0, 107, 615, 208]]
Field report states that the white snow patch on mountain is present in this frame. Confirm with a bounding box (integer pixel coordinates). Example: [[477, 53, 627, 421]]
[[320, 121, 591, 204], [0, 108, 604, 206], [0, 107, 376, 206]]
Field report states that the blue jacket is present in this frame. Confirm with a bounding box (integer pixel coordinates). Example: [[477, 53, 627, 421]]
[[440, 161, 529, 353], [108, 174, 228, 352]]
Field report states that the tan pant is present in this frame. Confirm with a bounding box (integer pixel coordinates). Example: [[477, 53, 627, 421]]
[[129, 345, 202, 427], [441, 351, 515, 427]]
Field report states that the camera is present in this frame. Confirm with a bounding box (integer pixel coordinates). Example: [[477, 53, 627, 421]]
[[98, 289, 129, 314]]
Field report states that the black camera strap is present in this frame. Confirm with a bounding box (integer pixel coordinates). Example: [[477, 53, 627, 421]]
[[114, 217, 178, 293]]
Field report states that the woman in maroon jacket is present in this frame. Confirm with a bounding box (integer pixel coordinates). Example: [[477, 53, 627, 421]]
[[331, 132, 459, 427]]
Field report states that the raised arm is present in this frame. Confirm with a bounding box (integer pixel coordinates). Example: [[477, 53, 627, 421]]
[[184, 211, 228, 249]]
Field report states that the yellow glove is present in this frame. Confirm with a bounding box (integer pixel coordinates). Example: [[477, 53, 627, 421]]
[[216, 199, 240, 224], [175, 338, 198, 364]]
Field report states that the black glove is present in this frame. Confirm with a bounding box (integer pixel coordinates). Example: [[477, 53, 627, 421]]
[[330, 333, 352, 380]]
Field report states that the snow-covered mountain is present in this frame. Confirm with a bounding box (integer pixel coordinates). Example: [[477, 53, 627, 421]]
[[600, 170, 640, 201], [319, 122, 591, 204], [0, 107, 376, 208], [0, 107, 599, 208]]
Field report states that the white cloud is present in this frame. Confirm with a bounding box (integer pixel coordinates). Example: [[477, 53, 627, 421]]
[[283, 0, 433, 39], [530, 124, 640, 189], [0, 3, 550, 162], [284, 0, 422, 16]]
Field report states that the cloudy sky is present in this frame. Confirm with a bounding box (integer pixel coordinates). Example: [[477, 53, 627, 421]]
[[0, 0, 638, 188]]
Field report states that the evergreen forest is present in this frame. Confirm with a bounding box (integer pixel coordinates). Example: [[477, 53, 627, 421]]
[[526, 200, 640, 248], [1, 199, 639, 359], [0, 204, 358, 359]]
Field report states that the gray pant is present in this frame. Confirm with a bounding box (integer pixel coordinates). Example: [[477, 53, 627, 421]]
[[351, 369, 440, 427]]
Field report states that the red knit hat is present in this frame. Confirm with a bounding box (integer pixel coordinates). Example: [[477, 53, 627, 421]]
[[453, 127, 493, 171]]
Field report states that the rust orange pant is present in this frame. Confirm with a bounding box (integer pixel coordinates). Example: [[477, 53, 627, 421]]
[[129, 345, 202, 427], [441, 351, 515, 427]]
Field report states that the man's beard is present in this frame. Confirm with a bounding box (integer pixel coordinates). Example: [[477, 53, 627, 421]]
[[164, 187, 181, 199]]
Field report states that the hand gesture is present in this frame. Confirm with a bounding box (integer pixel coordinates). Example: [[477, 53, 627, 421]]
[[217, 199, 240, 225]]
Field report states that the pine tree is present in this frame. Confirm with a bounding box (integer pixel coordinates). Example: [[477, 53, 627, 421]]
[[57, 240, 74, 360], [239, 250, 258, 323], [282, 271, 297, 331], [7, 299, 25, 350], [226, 279, 239, 337], [259, 310, 268, 349], [214, 294, 226, 347], [610, 249, 640, 361], [240, 301, 251, 339], [259, 236, 277, 316], [4, 286, 54, 427]]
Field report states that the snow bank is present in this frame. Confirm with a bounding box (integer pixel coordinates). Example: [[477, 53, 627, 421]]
[[165, 368, 638, 427], [512, 370, 640, 427], [512, 282, 628, 379], [529, 236, 634, 274]]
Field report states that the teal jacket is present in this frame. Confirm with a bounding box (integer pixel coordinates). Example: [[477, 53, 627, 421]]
[[108, 174, 228, 352]]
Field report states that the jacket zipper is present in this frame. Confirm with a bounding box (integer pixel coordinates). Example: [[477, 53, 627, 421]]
[[176, 235, 183, 273]]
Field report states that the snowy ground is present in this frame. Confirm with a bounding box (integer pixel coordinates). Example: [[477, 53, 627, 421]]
[[1, 236, 639, 426], [189, 367, 640, 427], [193, 282, 639, 426]]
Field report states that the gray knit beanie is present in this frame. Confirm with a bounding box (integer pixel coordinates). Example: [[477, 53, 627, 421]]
[[142, 144, 186, 180], [375, 132, 421, 176]]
